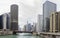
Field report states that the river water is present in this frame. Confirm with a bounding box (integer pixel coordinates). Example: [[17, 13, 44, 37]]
[[0, 33, 43, 38]]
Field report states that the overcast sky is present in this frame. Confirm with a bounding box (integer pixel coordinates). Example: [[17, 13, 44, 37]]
[[0, 0, 60, 28]]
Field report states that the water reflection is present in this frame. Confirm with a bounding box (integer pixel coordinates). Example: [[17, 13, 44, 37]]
[[0, 35, 17, 38], [0, 33, 42, 38], [17, 33, 41, 38]]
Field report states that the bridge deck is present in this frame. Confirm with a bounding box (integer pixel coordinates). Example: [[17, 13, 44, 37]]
[[15, 31, 33, 33]]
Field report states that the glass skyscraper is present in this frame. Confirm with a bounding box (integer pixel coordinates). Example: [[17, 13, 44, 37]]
[[43, 1, 56, 32], [10, 4, 18, 30]]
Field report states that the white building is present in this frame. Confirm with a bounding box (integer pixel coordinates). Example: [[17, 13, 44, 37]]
[[3, 13, 10, 31], [36, 15, 43, 34], [3, 14, 7, 30]]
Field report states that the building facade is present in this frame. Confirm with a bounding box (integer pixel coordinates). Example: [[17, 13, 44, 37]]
[[3, 14, 7, 30], [10, 4, 18, 30], [31, 23, 37, 32], [2, 13, 10, 31], [6, 13, 10, 29], [43, 1, 56, 32], [0, 15, 3, 29], [23, 25, 26, 31], [50, 12, 60, 33], [25, 23, 32, 32], [36, 15, 43, 34]]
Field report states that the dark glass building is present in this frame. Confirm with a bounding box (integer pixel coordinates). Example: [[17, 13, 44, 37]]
[[0, 15, 3, 29], [0, 13, 10, 30], [43, 1, 56, 32], [10, 4, 18, 30], [6, 14, 10, 29]]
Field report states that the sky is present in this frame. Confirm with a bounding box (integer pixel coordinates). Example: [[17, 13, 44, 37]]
[[0, 0, 60, 28]]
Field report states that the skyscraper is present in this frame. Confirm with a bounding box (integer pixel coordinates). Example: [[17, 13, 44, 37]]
[[43, 1, 56, 32], [6, 13, 10, 29], [3, 14, 7, 30], [36, 15, 43, 34], [10, 4, 18, 30], [2, 13, 10, 31], [25, 23, 32, 32], [0, 13, 10, 31], [33, 23, 37, 32], [0, 15, 3, 29]]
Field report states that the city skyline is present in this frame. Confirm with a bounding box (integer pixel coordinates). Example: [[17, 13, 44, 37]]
[[0, 0, 60, 28]]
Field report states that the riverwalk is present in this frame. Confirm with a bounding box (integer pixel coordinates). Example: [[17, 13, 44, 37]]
[[0, 31, 13, 35], [40, 32, 60, 38]]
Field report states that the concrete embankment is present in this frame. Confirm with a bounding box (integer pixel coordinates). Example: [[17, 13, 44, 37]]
[[0, 31, 13, 35], [40, 32, 60, 38]]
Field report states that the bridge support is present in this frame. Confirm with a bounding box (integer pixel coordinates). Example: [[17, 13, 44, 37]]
[[13, 31, 17, 35]]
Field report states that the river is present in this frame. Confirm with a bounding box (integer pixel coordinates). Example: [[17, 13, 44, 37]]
[[0, 33, 43, 38]]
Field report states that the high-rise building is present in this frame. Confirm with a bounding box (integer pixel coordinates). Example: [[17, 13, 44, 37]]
[[26, 23, 32, 32], [3, 14, 7, 30], [6, 13, 10, 29], [0, 15, 3, 29], [33, 23, 37, 32], [31, 23, 37, 32], [10, 4, 18, 30], [50, 12, 60, 33], [23, 25, 26, 31], [0, 13, 10, 31], [24, 21, 32, 32], [36, 15, 43, 34], [43, 1, 56, 32], [2, 13, 10, 31]]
